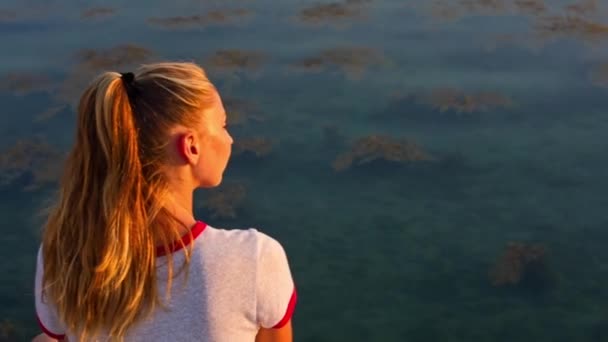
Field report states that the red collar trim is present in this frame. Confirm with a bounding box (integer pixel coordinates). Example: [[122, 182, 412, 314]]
[[155, 221, 207, 257]]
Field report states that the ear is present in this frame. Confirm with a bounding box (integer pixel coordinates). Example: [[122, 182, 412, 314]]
[[177, 132, 200, 165]]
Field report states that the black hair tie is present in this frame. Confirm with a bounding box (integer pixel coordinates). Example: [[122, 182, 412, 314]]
[[121, 72, 135, 84], [120, 72, 138, 99]]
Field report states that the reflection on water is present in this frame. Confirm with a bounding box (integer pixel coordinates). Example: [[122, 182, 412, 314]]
[[2, 0, 608, 340]]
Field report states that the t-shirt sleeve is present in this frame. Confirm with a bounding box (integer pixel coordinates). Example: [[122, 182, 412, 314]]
[[255, 232, 297, 329], [34, 245, 67, 339]]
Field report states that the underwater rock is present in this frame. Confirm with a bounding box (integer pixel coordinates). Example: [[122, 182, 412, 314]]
[[198, 182, 247, 219], [332, 134, 434, 172], [488, 241, 557, 293]]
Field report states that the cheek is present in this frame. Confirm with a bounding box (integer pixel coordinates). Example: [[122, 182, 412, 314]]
[[211, 133, 231, 160]]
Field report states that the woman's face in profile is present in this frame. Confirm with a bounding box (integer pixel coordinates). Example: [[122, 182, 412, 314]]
[[196, 90, 233, 188]]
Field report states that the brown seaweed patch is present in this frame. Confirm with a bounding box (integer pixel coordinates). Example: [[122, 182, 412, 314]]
[[198, 182, 247, 219], [291, 46, 387, 79], [429, 0, 547, 22], [423, 0, 608, 51], [75, 44, 154, 70], [207, 49, 268, 71], [294, 0, 375, 28], [292, 57, 325, 73], [534, 15, 608, 42], [148, 9, 253, 29], [81, 6, 116, 20], [56, 44, 155, 108], [488, 241, 557, 292], [0, 138, 66, 191], [513, 0, 547, 15], [297, 2, 363, 24], [564, 0, 598, 16], [332, 134, 434, 172], [223, 98, 265, 126], [421, 88, 514, 114], [0, 72, 54, 95], [428, 0, 505, 22], [233, 137, 274, 158]]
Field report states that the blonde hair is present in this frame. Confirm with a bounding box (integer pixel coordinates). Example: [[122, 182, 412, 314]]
[[40, 62, 217, 341]]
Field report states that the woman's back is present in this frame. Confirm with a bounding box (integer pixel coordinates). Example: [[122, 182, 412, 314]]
[[36, 222, 297, 341]]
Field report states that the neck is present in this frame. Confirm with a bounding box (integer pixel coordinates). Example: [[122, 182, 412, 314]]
[[165, 189, 197, 230]]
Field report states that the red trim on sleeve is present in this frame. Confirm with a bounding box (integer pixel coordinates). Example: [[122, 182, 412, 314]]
[[156, 220, 207, 257], [272, 286, 297, 329], [36, 313, 66, 339]]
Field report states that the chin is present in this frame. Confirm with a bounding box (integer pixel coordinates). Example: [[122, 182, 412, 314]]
[[200, 176, 223, 188]]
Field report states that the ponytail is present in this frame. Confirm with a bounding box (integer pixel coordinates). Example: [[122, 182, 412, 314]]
[[41, 70, 192, 341]]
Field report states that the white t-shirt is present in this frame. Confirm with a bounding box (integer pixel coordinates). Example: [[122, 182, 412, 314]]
[[35, 221, 297, 341]]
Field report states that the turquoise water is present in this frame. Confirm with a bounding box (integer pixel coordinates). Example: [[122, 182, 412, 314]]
[[2, 0, 608, 340]]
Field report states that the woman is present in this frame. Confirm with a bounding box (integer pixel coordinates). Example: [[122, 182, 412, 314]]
[[32, 62, 297, 342]]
